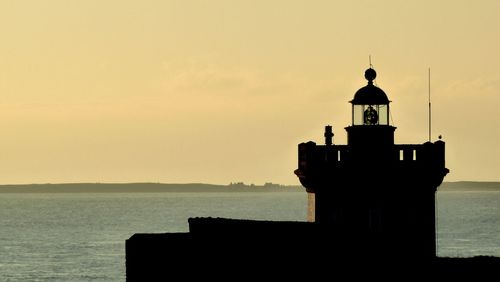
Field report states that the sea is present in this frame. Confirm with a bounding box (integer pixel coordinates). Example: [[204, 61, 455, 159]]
[[0, 190, 499, 281]]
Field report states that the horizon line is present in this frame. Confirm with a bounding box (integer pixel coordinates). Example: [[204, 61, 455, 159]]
[[0, 180, 497, 186]]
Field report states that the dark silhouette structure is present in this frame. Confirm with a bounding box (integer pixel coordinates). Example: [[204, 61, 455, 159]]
[[295, 68, 449, 258], [126, 68, 500, 280]]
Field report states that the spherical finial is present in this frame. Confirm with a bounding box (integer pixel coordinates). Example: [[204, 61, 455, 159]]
[[364, 68, 377, 83]]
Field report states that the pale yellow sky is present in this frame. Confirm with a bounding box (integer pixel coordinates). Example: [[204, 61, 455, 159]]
[[0, 0, 499, 184]]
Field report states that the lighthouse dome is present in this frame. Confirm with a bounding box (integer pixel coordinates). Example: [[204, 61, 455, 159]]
[[351, 68, 390, 105]]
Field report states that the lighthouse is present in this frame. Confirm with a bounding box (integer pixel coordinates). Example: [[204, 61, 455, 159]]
[[295, 68, 449, 258], [126, 67, 500, 280]]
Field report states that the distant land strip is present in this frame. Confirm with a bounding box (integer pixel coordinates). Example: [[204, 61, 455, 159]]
[[0, 181, 498, 193], [439, 181, 500, 191], [0, 182, 303, 193]]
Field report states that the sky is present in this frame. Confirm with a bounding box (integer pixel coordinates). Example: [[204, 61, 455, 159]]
[[0, 0, 499, 185]]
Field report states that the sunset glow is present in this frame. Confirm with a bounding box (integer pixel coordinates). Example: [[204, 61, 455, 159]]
[[0, 0, 499, 184]]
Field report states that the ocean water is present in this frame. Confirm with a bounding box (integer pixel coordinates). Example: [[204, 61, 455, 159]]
[[0, 190, 499, 281], [436, 191, 500, 257]]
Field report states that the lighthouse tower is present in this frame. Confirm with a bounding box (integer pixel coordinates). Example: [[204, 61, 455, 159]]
[[295, 68, 449, 258]]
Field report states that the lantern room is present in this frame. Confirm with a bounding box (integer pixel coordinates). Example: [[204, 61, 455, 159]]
[[351, 68, 390, 126]]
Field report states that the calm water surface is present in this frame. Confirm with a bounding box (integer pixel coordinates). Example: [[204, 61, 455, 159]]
[[436, 191, 500, 257], [0, 192, 306, 281]]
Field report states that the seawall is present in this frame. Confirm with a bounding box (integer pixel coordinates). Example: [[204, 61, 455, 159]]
[[126, 218, 500, 280]]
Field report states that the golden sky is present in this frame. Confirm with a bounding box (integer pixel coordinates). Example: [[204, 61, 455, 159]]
[[0, 0, 499, 184]]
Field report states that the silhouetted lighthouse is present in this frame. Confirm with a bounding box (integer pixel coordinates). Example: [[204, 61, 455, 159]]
[[295, 68, 449, 258]]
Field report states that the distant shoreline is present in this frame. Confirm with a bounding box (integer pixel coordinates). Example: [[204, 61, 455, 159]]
[[0, 181, 498, 193], [0, 182, 303, 193], [439, 181, 500, 191]]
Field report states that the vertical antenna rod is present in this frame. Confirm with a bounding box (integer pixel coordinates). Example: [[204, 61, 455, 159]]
[[428, 68, 431, 142]]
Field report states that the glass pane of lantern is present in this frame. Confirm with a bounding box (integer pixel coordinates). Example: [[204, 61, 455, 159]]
[[353, 105, 364, 125], [378, 105, 388, 125]]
